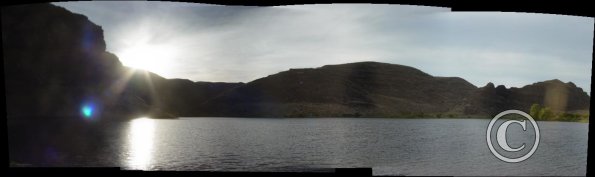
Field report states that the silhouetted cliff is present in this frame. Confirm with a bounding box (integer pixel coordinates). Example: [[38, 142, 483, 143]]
[[2, 3, 241, 120]]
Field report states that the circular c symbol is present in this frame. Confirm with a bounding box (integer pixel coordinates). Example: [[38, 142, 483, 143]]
[[486, 110, 540, 163]]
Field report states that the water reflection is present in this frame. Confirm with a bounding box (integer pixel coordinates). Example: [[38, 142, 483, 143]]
[[126, 118, 155, 170]]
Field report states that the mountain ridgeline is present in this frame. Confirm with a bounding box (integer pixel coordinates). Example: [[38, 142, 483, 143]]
[[199, 62, 590, 118], [201, 62, 478, 117], [3, 4, 590, 120]]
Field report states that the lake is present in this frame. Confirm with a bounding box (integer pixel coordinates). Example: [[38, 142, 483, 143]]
[[7, 117, 588, 176]]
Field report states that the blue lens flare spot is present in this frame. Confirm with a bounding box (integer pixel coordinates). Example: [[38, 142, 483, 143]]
[[81, 104, 94, 118]]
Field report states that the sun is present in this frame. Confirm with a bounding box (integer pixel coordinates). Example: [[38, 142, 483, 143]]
[[117, 43, 176, 76]]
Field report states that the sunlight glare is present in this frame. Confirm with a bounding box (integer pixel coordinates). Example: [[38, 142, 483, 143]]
[[117, 43, 176, 76], [127, 117, 155, 170]]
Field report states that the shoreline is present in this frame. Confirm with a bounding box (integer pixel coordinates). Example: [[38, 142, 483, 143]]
[[7, 115, 588, 123], [175, 116, 589, 123]]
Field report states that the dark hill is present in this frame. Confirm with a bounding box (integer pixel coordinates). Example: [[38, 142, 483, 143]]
[[462, 79, 591, 117], [203, 64, 590, 117], [203, 61, 479, 117]]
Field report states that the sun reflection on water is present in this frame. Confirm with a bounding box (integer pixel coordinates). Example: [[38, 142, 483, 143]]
[[127, 117, 155, 170]]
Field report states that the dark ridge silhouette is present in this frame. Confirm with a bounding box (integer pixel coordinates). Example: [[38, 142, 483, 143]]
[[203, 61, 480, 117], [462, 79, 591, 117], [3, 3, 590, 120], [201, 62, 589, 118]]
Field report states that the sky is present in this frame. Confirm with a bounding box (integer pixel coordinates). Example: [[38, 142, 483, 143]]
[[54, 2, 593, 93]]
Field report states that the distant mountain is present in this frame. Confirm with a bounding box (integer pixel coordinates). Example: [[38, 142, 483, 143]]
[[3, 3, 590, 120], [462, 80, 591, 117], [202, 62, 478, 117], [145, 77, 244, 116], [200, 62, 590, 118]]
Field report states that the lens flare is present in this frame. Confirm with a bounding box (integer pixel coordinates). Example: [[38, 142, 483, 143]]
[[81, 104, 94, 118]]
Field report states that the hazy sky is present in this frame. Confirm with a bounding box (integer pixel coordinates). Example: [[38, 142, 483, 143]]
[[54, 2, 593, 93]]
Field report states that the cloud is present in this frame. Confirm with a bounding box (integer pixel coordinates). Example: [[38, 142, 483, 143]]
[[53, 2, 593, 93]]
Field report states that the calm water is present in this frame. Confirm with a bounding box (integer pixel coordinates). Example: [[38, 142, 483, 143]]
[[8, 118, 588, 176]]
